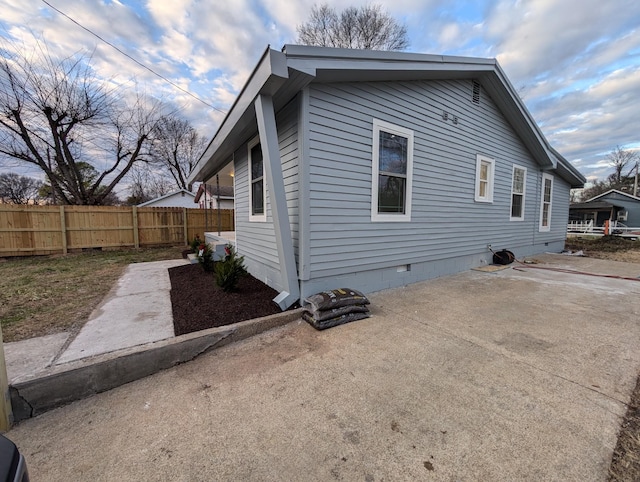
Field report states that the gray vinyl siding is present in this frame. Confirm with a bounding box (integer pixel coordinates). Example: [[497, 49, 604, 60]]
[[598, 192, 640, 226], [304, 79, 571, 280], [234, 99, 299, 291]]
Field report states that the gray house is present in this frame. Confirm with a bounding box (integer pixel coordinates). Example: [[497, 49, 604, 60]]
[[570, 189, 640, 226], [188, 45, 585, 309]]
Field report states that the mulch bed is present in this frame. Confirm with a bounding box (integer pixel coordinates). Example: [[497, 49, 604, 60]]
[[169, 262, 282, 336]]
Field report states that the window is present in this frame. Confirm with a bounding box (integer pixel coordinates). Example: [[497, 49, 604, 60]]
[[248, 136, 266, 222], [539, 173, 553, 231], [371, 119, 414, 222], [510, 165, 527, 221], [474, 155, 495, 202]]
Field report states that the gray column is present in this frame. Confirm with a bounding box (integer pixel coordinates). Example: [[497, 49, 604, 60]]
[[254, 94, 300, 309]]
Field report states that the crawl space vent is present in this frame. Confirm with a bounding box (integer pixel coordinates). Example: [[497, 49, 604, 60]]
[[472, 80, 481, 104]]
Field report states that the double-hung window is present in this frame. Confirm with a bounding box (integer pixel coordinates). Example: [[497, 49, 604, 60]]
[[248, 137, 266, 222], [475, 155, 495, 202], [510, 165, 527, 221], [539, 173, 553, 231], [371, 119, 413, 222]]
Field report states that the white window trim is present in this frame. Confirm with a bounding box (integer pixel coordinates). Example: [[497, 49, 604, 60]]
[[371, 119, 414, 222], [248, 136, 266, 222], [539, 172, 553, 232], [509, 164, 527, 221], [474, 154, 495, 203]]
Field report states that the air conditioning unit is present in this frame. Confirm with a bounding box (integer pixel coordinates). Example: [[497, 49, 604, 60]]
[[617, 210, 628, 221]]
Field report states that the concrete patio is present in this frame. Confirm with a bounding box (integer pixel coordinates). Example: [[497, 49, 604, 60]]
[[5, 254, 640, 481]]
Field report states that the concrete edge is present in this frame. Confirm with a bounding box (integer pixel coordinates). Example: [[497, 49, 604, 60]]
[[10, 308, 304, 423]]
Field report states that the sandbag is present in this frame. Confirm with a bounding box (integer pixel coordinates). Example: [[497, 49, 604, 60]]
[[304, 288, 370, 311], [302, 311, 370, 330], [305, 304, 370, 321]]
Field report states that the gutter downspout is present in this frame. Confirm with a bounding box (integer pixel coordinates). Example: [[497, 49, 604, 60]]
[[255, 94, 300, 310]]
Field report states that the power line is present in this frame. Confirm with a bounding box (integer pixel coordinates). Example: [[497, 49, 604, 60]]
[[40, 0, 227, 114]]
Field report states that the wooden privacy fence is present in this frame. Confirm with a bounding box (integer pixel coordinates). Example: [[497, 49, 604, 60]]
[[0, 205, 234, 257]]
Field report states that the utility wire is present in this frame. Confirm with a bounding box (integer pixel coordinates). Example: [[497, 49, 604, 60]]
[[40, 0, 227, 114]]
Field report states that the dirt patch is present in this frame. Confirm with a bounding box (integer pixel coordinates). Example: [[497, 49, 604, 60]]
[[609, 375, 640, 481], [168, 262, 283, 336]]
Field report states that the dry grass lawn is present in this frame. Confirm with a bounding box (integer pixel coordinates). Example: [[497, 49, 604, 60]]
[[0, 246, 184, 342]]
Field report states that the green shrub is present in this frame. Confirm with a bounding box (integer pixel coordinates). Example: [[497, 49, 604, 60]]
[[215, 244, 247, 292], [197, 243, 215, 272], [189, 235, 202, 252]]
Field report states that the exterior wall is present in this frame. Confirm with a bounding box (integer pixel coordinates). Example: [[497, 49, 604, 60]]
[[234, 98, 299, 292], [140, 193, 195, 208], [300, 240, 564, 299], [598, 192, 640, 226], [200, 198, 234, 210], [299, 79, 571, 298]]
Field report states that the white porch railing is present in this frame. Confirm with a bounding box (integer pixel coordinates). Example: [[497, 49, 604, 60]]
[[567, 220, 640, 238]]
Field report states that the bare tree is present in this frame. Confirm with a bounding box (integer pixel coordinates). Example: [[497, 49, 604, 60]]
[[606, 145, 638, 187], [0, 172, 43, 204], [0, 41, 164, 205], [124, 164, 175, 205], [297, 4, 409, 51], [579, 146, 639, 201], [151, 115, 206, 191]]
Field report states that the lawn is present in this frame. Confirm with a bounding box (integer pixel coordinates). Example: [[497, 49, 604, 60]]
[[0, 246, 184, 342]]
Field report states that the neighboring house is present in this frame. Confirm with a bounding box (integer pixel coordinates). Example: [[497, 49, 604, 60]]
[[194, 184, 235, 209], [137, 189, 196, 208], [570, 189, 640, 226], [188, 45, 585, 309]]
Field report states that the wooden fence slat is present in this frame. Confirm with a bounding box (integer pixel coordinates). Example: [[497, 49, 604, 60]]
[[0, 205, 235, 256], [132, 207, 139, 249], [60, 206, 67, 255]]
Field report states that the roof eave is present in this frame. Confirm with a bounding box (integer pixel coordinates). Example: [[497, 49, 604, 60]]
[[188, 47, 290, 184]]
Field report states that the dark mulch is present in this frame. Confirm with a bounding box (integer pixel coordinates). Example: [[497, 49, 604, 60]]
[[169, 262, 282, 336]]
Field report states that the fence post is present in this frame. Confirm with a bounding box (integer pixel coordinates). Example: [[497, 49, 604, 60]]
[[132, 206, 139, 249], [183, 208, 188, 245], [59, 205, 68, 255], [0, 325, 13, 431]]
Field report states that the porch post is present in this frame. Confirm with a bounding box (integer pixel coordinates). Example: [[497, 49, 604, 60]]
[[254, 94, 300, 309]]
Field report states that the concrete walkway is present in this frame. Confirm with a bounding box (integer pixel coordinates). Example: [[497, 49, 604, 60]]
[[4, 259, 188, 383], [6, 254, 640, 481]]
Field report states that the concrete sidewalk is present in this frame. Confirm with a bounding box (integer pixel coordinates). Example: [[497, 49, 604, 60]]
[[6, 254, 640, 481], [4, 259, 188, 383]]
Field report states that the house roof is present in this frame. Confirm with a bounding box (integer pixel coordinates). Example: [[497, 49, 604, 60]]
[[137, 189, 195, 207], [570, 201, 619, 211], [585, 189, 640, 204], [188, 44, 586, 188], [194, 184, 234, 203]]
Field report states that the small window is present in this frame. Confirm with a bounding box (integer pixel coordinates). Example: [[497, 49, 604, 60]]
[[510, 165, 527, 221], [539, 173, 553, 231], [371, 119, 414, 222], [248, 136, 266, 222], [474, 155, 495, 203]]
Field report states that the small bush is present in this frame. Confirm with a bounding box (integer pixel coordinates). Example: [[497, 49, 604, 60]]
[[197, 243, 215, 272], [189, 235, 202, 253], [215, 244, 247, 292]]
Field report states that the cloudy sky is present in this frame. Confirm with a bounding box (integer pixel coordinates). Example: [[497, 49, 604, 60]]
[[1, 0, 639, 186]]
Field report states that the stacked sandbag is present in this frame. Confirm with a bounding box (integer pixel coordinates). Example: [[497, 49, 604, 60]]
[[303, 288, 370, 330]]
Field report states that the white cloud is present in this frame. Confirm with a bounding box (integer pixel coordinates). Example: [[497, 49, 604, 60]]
[[1, 0, 639, 183]]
